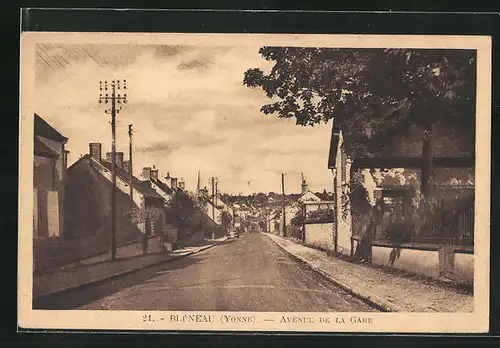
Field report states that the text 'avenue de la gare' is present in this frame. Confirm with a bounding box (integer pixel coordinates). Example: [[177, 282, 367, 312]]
[[280, 315, 374, 324]]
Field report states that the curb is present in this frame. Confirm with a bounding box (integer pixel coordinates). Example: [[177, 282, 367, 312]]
[[33, 240, 226, 302], [265, 233, 398, 313], [35, 234, 164, 276]]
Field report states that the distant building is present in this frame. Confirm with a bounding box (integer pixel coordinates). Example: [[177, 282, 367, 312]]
[[33, 113, 69, 240], [268, 211, 282, 233], [274, 176, 323, 237], [297, 175, 322, 203], [203, 192, 233, 226]]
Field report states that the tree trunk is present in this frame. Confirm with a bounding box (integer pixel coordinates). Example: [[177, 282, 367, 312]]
[[354, 199, 384, 262], [353, 220, 374, 263], [421, 124, 434, 198]]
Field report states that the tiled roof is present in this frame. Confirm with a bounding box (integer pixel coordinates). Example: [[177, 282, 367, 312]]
[[34, 136, 59, 158], [151, 178, 173, 196], [98, 159, 163, 200], [299, 190, 321, 201], [34, 113, 68, 143]]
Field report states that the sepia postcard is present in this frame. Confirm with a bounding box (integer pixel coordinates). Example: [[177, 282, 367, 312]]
[[18, 32, 491, 333]]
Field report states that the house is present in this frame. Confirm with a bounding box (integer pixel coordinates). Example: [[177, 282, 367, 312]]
[[276, 176, 323, 238], [214, 192, 234, 215], [33, 113, 69, 240], [284, 176, 336, 246], [297, 175, 322, 203], [268, 211, 282, 233], [327, 118, 475, 282], [197, 189, 233, 238], [204, 193, 232, 227], [142, 167, 174, 203], [65, 143, 168, 243]]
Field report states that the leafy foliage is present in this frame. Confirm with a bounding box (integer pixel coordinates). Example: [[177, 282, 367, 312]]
[[291, 210, 304, 226], [244, 47, 475, 156], [305, 208, 335, 223], [129, 205, 162, 226], [169, 191, 206, 230]]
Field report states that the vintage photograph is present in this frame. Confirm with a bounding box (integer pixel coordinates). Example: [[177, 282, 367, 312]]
[[18, 33, 491, 332]]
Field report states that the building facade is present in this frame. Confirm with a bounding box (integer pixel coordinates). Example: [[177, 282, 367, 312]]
[[33, 113, 69, 240], [65, 143, 167, 241], [327, 118, 475, 282]]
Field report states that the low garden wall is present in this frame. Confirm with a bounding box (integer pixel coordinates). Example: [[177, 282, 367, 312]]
[[351, 237, 474, 283], [304, 222, 334, 251]]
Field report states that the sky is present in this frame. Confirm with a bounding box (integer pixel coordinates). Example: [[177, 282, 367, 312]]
[[35, 43, 335, 195]]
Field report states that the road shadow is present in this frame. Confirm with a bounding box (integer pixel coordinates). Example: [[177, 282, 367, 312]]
[[33, 254, 206, 310], [39, 250, 174, 274]]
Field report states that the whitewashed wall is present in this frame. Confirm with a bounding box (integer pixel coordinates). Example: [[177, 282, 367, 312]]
[[371, 245, 474, 282], [304, 223, 334, 251]]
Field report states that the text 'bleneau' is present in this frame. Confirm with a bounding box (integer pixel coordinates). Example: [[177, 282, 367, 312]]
[[170, 314, 215, 323]]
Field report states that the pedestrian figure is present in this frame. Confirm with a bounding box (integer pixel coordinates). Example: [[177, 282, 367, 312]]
[[388, 247, 402, 267]]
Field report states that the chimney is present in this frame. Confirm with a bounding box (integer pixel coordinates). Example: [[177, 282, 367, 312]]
[[116, 152, 124, 168], [63, 150, 70, 170], [151, 169, 159, 181], [178, 177, 185, 190], [105, 152, 124, 168], [165, 172, 171, 187], [171, 177, 178, 189], [89, 143, 102, 162], [301, 178, 308, 194], [123, 161, 130, 173], [142, 167, 151, 180]]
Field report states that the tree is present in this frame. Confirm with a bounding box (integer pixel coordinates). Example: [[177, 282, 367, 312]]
[[255, 192, 267, 203], [168, 190, 207, 240], [244, 47, 476, 197]]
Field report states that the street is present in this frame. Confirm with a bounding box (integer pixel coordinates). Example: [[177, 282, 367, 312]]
[[74, 233, 377, 312]]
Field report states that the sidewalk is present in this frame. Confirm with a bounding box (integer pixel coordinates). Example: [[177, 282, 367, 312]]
[[266, 233, 473, 313], [34, 236, 228, 300]]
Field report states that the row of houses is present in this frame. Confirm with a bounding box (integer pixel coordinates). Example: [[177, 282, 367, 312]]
[[197, 185, 236, 234], [269, 119, 475, 284], [33, 113, 226, 272]]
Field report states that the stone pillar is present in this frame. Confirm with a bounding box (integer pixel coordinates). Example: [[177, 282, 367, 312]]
[[439, 244, 456, 280]]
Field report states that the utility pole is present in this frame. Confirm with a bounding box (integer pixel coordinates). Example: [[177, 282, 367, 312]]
[[264, 198, 268, 233], [282, 173, 287, 238], [99, 79, 127, 261], [128, 124, 133, 204], [215, 179, 218, 207], [196, 170, 201, 198], [211, 177, 215, 241], [215, 179, 220, 235]]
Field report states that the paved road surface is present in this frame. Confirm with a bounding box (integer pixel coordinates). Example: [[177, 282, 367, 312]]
[[75, 233, 376, 312]]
